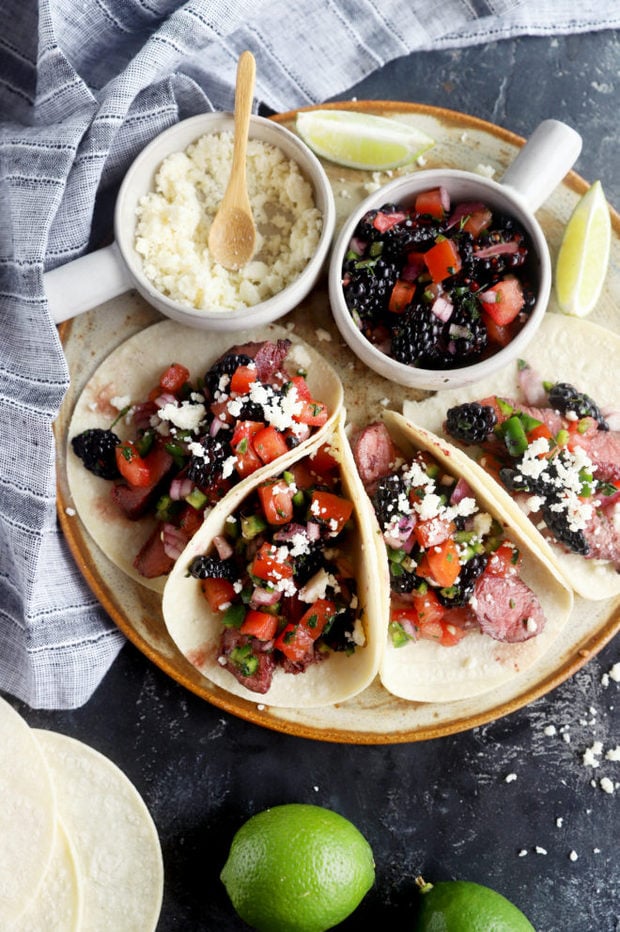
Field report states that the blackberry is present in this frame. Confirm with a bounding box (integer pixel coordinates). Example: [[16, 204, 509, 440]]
[[343, 257, 399, 329], [391, 304, 442, 367], [204, 353, 253, 398], [186, 435, 232, 488], [320, 606, 356, 652], [292, 545, 324, 586], [188, 554, 236, 580], [71, 428, 121, 479], [547, 382, 608, 430], [372, 474, 407, 530], [237, 399, 265, 422], [541, 502, 590, 556], [436, 298, 488, 365], [446, 403, 497, 444], [389, 563, 418, 594], [437, 552, 488, 607]]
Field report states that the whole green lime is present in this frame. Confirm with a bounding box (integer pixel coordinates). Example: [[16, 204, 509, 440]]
[[220, 803, 375, 932], [415, 877, 535, 931]]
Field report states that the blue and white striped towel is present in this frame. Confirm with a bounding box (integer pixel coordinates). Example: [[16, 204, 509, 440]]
[[1, 0, 617, 708]]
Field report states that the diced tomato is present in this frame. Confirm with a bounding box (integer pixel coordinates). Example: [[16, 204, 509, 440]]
[[210, 399, 235, 426], [462, 208, 492, 236], [479, 452, 505, 484], [293, 400, 329, 427], [159, 362, 190, 395], [388, 279, 415, 314], [415, 187, 447, 219], [310, 490, 354, 534], [413, 515, 454, 548], [115, 441, 152, 487], [201, 577, 236, 612], [526, 422, 553, 445], [436, 619, 469, 647], [258, 479, 295, 525], [411, 587, 445, 626], [425, 538, 461, 588], [274, 622, 315, 662], [177, 503, 204, 537], [288, 375, 313, 402], [482, 312, 517, 349], [231, 421, 264, 478], [414, 553, 433, 580], [478, 276, 524, 325], [240, 610, 279, 641], [308, 445, 340, 486], [298, 599, 336, 641], [230, 364, 257, 395], [373, 210, 407, 233], [251, 543, 293, 583], [486, 541, 522, 577], [253, 426, 289, 465], [424, 237, 462, 282]]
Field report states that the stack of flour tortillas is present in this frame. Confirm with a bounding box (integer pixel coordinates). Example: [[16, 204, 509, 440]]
[[0, 694, 163, 930]]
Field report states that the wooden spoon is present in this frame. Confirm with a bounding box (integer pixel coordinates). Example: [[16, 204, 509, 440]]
[[208, 51, 257, 270]]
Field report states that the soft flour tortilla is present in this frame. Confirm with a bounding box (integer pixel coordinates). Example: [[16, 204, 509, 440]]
[[34, 729, 164, 932], [66, 319, 344, 593], [404, 314, 620, 601], [0, 695, 56, 926], [162, 412, 388, 707], [374, 410, 573, 703], [12, 819, 82, 932]]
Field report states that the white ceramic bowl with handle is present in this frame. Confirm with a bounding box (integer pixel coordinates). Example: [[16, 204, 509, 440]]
[[328, 119, 582, 391], [45, 113, 336, 331]]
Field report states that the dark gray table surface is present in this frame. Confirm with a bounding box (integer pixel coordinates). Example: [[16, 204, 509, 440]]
[[6, 29, 620, 932]]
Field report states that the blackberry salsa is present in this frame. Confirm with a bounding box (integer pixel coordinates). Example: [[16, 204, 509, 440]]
[[341, 186, 536, 370], [187, 445, 363, 695]]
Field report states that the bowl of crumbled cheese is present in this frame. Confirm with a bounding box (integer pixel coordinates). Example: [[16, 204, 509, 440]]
[[45, 113, 336, 330]]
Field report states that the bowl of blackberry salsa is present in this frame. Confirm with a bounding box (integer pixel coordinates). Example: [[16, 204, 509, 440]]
[[328, 119, 582, 391]]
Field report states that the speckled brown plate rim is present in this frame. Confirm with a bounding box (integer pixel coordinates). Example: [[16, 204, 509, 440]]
[[56, 101, 620, 744]]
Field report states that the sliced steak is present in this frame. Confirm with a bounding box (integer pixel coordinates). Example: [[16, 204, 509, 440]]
[[352, 422, 402, 494], [133, 526, 175, 578], [219, 629, 276, 694], [472, 573, 546, 642], [227, 339, 292, 382], [570, 429, 620, 483], [583, 506, 620, 570], [110, 443, 175, 519]]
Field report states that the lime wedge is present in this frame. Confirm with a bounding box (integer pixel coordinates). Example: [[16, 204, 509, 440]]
[[296, 109, 435, 170], [555, 180, 611, 317]]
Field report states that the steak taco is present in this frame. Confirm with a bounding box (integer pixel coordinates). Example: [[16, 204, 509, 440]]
[[161, 414, 387, 707], [404, 315, 620, 601], [352, 409, 573, 702], [66, 320, 344, 593]]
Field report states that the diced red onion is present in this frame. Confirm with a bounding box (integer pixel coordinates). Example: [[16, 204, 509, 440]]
[[446, 201, 486, 229], [132, 401, 158, 430], [474, 240, 520, 259], [210, 416, 226, 436], [517, 363, 548, 406], [431, 295, 454, 322], [450, 477, 474, 504], [399, 616, 417, 640], [170, 477, 194, 500], [250, 587, 280, 608], [273, 522, 307, 543], [213, 534, 234, 560], [154, 392, 177, 409], [349, 236, 367, 256], [162, 524, 188, 560], [438, 187, 451, 214], [306, 521, 321, 541], [401, 256, 425, 281]]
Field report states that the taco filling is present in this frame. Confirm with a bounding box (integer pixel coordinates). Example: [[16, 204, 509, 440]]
[[353, 420, 548, 649], [183, 444, 364, 695], [444, 370, 620, 570], [70, 339, 331, 580]]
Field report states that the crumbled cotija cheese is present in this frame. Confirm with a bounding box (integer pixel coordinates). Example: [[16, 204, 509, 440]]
[[135, 132, 322, 311]]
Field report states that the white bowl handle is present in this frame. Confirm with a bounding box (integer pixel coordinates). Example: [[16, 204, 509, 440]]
[[44, 241, 132, 324], [499, 119, 582, 213]]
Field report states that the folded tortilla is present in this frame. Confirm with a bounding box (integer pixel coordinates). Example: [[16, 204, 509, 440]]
[[403, 314, 620, 601], [66, 319, 344, 593], [162, 412, 388, 707], [370, 410, 573, 703]]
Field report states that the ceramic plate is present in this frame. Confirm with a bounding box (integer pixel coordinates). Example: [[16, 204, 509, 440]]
[[55, 102, 620, 743]]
